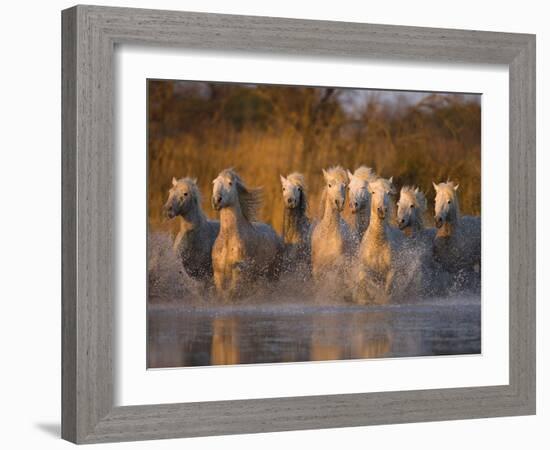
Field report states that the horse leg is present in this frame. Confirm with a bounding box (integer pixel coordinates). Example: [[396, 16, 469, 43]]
[[226, 262, 246, 300], [352, 267, 368, 304], [213, 266, 230, 302], [384, 269, 395, 300], [268, 247, 284, 282]]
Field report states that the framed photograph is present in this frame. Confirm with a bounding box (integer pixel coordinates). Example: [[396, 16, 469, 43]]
[[62, 5, 536, 444]]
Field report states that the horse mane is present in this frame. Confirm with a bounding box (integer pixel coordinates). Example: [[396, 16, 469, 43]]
[[374, 176, 397, 195], [220, 168, 263, 222], [353, 165, 376, 181], [370, 177, 391, 193], [415, 190, 427, 215], [325, 165, 349, 184], [286, 172, 306, 189], [319, 188, 327, 219]]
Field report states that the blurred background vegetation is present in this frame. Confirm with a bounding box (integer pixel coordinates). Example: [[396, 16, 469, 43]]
[[148, 80, 481, 235]]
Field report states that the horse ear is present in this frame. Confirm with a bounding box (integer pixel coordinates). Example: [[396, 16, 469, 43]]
[[388, 177, 397, 194], [322, 168, 328, 181], [172, 177, 178, 187], [280, 174, 286, 183], [346, 169, 353, 180], [432, 182, 438, 192], [414, 187, 419, 194], [453, 183, 460, 191], [192, 178, 197, 185]]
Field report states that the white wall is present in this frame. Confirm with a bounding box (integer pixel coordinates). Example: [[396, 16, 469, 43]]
[[0, 0, 546, 448]]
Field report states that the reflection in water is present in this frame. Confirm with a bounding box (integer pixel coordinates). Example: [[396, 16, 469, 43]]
[[211, 318, 240, 365], [147, 296, 481, 368], [309, 313, 392, 361]]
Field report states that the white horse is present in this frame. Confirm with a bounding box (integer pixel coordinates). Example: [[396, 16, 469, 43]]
[[353, 178, 404, 304], [280, 173, 312, 272], [311, 166, 358, 284], [396, 185, 441, 295], [432, 181, 481, 275], [397, 186, 436, 242], [347, 166, 377, 239], [211, 169, 283, 301], [163, 177, 220, 286]]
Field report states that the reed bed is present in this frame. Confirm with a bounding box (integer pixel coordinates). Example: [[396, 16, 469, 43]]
[[148, 81, 480, 236]]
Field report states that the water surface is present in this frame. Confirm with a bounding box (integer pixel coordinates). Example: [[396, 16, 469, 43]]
[[147, 296, 481, 368]]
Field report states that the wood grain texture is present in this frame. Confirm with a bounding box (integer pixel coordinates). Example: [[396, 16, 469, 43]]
[[61, 7, 77, 443], [61, 4, 536, 444]]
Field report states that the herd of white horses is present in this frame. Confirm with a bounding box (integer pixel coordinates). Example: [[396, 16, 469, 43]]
[[163, 166, 481, 304]]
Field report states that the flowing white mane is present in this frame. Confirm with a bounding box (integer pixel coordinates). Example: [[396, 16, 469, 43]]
[[219, 168, 263, 222], [353, 165, 376, 181]]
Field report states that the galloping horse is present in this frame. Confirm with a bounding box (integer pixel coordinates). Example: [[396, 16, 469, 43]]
[[164, 177, 220, 287], [280, 173, 312, 272], [397, 186, 436, 242], [211, 169, 283, 301], [353, 178, 403, 304], [310, 166, 358, 284], [432, 181, 481, 274], [347, 166, 377, 239]]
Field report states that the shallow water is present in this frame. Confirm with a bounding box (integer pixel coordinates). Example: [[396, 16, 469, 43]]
[[147, 296, 481, 368], [147, 231, 481, 368]]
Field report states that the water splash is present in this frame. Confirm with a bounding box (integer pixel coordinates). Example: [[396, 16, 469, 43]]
[[147, 231, 481, 368], [148, 231, 480, 306]]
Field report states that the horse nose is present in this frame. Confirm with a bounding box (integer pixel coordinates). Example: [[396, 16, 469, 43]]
[[287, 198, 293, 205], [354, 202, 358, 208], [163, 204, 174, 218], [400, 218, 405, 224]]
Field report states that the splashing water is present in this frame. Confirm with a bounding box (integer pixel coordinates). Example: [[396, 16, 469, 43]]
[[147, 231, 481, 367]]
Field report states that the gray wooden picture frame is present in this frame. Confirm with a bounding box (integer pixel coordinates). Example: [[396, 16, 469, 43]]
[[61, 4, 536, 444]]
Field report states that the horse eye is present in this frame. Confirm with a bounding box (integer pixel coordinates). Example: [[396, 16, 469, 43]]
[[328, 184, 332, 188], [184, 192, 188, 197], [229, 181, 233, 186], [410, 204, 414, 208], [447, 200, 451, 204]]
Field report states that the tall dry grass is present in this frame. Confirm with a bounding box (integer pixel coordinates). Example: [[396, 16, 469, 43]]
[[148, 81, 480, 236]]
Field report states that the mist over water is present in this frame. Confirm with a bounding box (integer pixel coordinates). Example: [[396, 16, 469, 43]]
[[147, 231, 481, 368]]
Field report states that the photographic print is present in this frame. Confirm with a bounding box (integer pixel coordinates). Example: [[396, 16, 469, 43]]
[[147, 80, 481, 368]]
